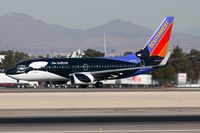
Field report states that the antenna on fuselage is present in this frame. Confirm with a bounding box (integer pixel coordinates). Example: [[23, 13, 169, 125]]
[[104, 32, 107, 57]]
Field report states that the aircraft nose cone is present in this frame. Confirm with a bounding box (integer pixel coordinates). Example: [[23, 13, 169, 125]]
[[5, 67, 22, 80], [5, 67, 16, 75]]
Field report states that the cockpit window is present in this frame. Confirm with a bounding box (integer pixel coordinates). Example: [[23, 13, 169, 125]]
[[16, 65, 28, 73], [17, 65, 26, 70]]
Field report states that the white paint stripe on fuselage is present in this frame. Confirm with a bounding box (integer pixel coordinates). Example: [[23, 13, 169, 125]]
[[8, 70, 68, 81]]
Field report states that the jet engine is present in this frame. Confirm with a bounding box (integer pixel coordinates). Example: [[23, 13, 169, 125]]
[[70, 72, 94, 85]]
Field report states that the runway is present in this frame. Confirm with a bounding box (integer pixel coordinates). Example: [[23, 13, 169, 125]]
[[1, 89, 200, 118], [1, 87, 200, 93], [1, 88, 200, 132], [1, 122, 200, 132], [1, 91, 200, 109]]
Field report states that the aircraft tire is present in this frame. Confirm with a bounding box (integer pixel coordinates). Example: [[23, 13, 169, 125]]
[[95, 81, 104, 88]]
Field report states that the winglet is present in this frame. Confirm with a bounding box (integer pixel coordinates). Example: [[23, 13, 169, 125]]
[[159, 51, 171, 66]]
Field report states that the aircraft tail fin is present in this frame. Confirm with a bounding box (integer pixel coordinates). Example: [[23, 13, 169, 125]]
[[137, 16, 174, 58], [110, 17, 174, 66]]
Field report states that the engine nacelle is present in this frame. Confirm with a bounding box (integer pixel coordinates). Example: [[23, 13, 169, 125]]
[[70, 72, 94, 85]]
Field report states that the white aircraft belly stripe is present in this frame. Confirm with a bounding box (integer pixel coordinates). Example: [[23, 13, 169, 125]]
[[8, 70, 68, 81]]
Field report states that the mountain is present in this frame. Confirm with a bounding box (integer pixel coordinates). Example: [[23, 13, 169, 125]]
[[87, 19, 151, 38], [0, 13, 83, 54], [182, 27, 200, 37], [172, 33, 200, 50], [0, 13, 199, 55]]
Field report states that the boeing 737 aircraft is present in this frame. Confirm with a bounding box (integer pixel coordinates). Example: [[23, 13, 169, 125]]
[[6, 16, 174, 88]]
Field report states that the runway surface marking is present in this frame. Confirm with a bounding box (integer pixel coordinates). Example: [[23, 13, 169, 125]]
[[2, 129, 200, 133]]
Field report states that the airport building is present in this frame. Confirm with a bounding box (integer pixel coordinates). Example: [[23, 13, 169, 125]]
[[177, 73, 200, 88]]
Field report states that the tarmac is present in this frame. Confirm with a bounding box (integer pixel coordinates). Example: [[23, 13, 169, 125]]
[[0, 88, 200, 119], [1, 88, 200, 132], [1, 90, 200, 109], [1, 122, 200, 132]]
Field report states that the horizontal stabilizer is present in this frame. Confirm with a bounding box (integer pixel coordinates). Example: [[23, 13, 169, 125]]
[[159, 52, 171, 66]]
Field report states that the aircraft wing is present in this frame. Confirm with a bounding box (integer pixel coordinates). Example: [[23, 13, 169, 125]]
[[91, 65, 152, 75]]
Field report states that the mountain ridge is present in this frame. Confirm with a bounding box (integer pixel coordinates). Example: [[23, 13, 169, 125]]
[[0, 13, 199, 55]]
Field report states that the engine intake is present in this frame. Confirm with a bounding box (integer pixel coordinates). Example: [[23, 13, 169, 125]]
[[70, 72, 94, 85]]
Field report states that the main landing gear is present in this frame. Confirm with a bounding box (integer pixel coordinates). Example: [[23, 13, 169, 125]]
[[95, 81, 104, 88]]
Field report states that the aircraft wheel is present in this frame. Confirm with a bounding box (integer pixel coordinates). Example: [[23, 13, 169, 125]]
[[64, 84, 68, 88], [95, 82, 104, 88], [33, 84, 37, 88], [51, 84, 55, 88]]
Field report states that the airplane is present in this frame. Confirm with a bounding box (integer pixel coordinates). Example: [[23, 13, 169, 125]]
[[6, 16, 174, 88]]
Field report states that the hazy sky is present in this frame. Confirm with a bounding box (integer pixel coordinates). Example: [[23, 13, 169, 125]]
[[0, 0, 199, 32]]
